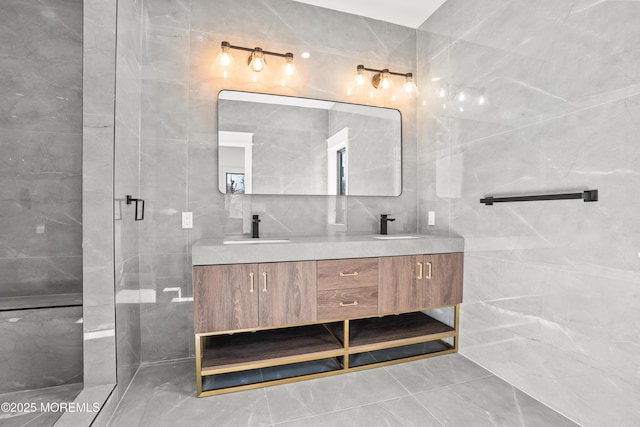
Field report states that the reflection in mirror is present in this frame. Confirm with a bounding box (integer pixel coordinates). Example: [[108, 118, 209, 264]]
[[217, 91, 402, 196]]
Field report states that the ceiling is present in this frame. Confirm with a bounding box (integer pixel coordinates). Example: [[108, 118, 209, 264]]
[[292, 0, 447, 29]]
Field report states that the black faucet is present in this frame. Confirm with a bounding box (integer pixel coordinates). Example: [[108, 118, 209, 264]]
[[380, 214, 395, 235], [252, 215, 261, 238]]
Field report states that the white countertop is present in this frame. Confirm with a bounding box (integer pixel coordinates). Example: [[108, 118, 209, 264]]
[[192, 233, 464, 265]]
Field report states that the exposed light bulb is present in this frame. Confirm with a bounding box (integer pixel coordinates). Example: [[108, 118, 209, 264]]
[[211, 42, 235, 79], [248, 48, 266, 72], [401, 74, 420, 99], [276, 54, 299, 87], [372, 70, 394, 97], [220, 51, 231, 66], [380, 73, 391, 90], [284, 62, 294, 76], [350, 65, 367, 97]]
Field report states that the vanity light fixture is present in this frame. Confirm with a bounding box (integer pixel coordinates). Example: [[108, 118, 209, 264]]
[[212, 41, 299, 87], [352, 64, 420, 100]]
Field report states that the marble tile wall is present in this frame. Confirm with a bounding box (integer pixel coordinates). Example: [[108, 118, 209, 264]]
[[0, 0, 83, 298], [0, 306, 83, 394], [137, 0, 418, 363], [417, 1, 640, 425]]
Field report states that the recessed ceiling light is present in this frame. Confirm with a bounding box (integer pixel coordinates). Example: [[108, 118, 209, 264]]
[[301, 52, 311, 59]]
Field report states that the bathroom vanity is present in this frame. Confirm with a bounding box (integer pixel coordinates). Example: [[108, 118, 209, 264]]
[[192, 234, 463, 397]]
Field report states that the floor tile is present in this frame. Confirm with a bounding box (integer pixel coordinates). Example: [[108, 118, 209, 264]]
[[0, 382, 83, 427], [106, 356, 577, 427], [274, 395, 442, 427], [384, 353, 492, 394], [107, 359, 271, 427], [264, 367, 409, 424], [414, 375, 578, 427]]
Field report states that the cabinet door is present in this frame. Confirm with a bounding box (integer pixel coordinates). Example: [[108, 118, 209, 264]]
[[259, 261, 317, 328], [378, 255, 422, 314], [193, 264, 259, 333], [421, 253, 463, 308]]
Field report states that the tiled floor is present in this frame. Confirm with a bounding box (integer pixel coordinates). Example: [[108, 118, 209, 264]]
[[107, 354, 578, 427], [0, 382, 83, 427]]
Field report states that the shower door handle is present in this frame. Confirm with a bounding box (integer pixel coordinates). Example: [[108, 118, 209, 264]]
[[126, 195, 145, 221]]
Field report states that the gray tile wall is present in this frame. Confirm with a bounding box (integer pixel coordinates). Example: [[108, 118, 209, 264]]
[[417, 1, 640, 425], [0, 306, 83, 393], [0, 0, 83, 298], [137, 0, 418, 363], [0, 0, 83, 393]]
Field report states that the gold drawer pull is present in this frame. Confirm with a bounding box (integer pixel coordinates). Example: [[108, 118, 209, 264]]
[[262, 271, 267, 292], [417, 262, 423, 279], [339, 272, 359, 277], [339, 301, 359, 307], [425, 262, 432, 279], [249, 272, 255, 293]]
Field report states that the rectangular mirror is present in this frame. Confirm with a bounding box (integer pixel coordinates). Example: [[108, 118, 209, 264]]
[[218, 90, 402, 196]]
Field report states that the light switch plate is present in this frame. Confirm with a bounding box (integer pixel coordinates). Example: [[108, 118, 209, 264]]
[[428, 211, 436, 226], [182, 212, 193, 229]]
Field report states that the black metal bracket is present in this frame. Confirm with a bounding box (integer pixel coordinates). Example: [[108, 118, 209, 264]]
[[126, 195, 145, 221], [480, 190, 598, 206]]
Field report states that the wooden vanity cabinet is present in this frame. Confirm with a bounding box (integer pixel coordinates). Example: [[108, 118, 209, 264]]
[[259, 261, 317, 328], [378, 255, 422, 314], [423, 253, 463, 308], [317, 258, 378, 321], [194, 263, 259, 333], [194, 252, 463, 397], [379, 253, 463, 314], [194, 261, 316, 333]]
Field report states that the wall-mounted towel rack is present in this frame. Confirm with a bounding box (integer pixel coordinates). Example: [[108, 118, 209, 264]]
[[480, 190, 598, 206], [126, 195, 145, 220]]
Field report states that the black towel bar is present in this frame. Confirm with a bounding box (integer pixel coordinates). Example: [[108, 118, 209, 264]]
[[480, 190, 598, 205]]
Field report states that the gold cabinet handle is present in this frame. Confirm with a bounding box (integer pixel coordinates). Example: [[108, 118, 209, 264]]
[[249, 272, 255, 293], [339, 301, 359, 307], [339, 272, 359, 277], [425, 262, 432, 279], [262, 271, 267, 292], [417, 262, 423, 279]]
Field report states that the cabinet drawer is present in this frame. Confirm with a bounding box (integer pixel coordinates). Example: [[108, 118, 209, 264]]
[[317, 286, 378, 320], [317, 258, 378, 290]]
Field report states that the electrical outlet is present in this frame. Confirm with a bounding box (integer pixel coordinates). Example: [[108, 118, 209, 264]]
[[428, 211, 436, 226], [182, 212, 193, 229]]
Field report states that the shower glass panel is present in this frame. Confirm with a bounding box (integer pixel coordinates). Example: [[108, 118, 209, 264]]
[[0, 0, 84, 421]]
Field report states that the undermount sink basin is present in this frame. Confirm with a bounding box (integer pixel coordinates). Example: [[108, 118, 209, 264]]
[[223, 239, 291, 245], [373, 235, 421, 240]]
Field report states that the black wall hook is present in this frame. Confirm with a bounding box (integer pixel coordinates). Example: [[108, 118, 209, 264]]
[[126, 195, 145, 221]]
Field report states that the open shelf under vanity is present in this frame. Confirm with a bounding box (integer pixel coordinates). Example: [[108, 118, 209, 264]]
[[196, 309, 459, 396]]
